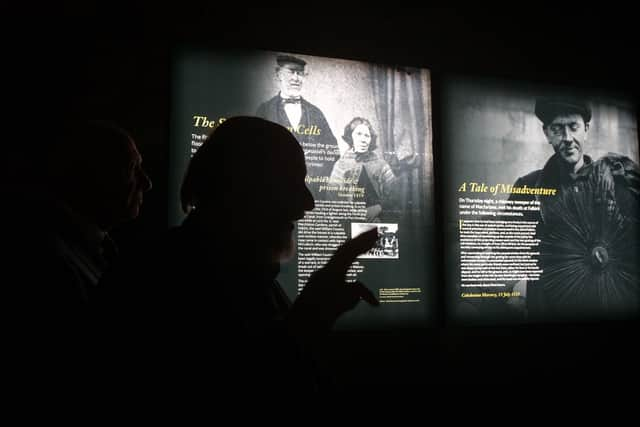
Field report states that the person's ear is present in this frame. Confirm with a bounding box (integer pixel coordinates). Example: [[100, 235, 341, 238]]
[[584, 122, 590, 132]]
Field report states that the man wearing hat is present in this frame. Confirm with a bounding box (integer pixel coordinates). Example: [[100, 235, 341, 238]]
[[513, 96, 594, 205], [512, 96, 638, 221], [509, 96, 639, 319], [256, 54, 339, 179]]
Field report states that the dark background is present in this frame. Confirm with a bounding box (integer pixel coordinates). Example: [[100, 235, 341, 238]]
[[10, 5, 639, 391]]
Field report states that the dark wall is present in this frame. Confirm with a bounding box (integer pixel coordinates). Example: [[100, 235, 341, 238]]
[[29, 6, 639, 390]]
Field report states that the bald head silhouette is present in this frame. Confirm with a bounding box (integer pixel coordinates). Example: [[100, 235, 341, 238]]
[[181, 116, 315, 261]]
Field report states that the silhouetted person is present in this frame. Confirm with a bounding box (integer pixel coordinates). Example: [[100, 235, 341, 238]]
[[5, 121, 151, 391], [8, 120, 151, 315], [100, 116, 378, 394]]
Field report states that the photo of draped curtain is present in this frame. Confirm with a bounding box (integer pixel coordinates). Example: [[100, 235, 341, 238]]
[[370, 65, 432, 223]]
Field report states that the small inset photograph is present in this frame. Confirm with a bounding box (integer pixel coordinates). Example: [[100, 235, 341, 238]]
[[352, 223, 399, 259]]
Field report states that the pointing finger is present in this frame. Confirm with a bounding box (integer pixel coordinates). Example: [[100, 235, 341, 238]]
[[327, 228, 378, 273]]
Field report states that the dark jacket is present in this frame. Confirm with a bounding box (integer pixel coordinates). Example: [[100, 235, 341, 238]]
[[97, 218, 321, 394], [510, 153, 640, 319]]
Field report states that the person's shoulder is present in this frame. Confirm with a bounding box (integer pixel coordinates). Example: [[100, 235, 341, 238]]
[[597, 152, 639, 171], [362, 152, 386, 168], [514, 168, 543, 187], [301, 98, 325, 113], [255, 96, 281, 120], [119, 228, 172, 257], [98, 227, 195, 313], [592, 153, 640, 194], [257, 95, 279, 109], [365, 151, 383, 162], [262, 95, 279, 104], [588, 153, 639, 178], [105, 228, 184, 281]]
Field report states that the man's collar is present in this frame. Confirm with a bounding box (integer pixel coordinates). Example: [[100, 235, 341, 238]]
[[279, 94, 302, 104], [543, 153, 593, 181]]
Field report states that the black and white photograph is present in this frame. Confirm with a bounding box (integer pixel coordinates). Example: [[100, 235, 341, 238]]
[[251, 51, 432, 223], [352, 222, 399, 259], [442, 77, 640, 324], [170, 48, 436, 329]]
